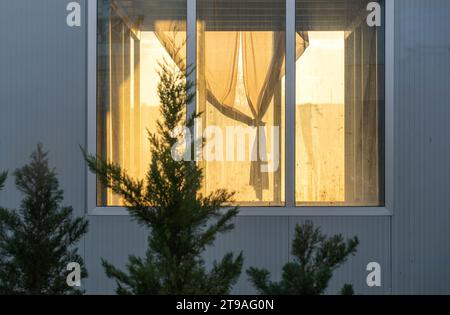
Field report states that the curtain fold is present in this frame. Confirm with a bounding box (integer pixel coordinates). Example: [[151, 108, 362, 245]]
[[242, 31, 283, 193], [155, 24, 255, 124], [242, 32, 308, 196], [155, 26, 308, 124], [155, 25, 309, 200], [296, 31, 309, 60], [203, 32, 240, 117]]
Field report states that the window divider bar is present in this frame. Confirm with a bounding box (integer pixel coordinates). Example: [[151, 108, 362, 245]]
[[187, 0, 197, 127], [285, 0, 296, 207]]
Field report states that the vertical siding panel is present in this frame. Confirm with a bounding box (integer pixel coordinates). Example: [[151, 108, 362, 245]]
[[85, 217, 147, 294], [0, 0, 88, 279], [203, 217, 290, 294], [393, 0, 450, 294], [0, 0, 87, 215]]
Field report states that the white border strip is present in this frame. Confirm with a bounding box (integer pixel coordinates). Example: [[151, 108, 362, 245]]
[[86, 0, 97, 214]]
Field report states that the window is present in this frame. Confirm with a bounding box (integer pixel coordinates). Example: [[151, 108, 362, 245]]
[[295, 0, 384, 206], [196, 0, 288, 206], [95, 0, 385, 209], [97, 0, 187, 206]]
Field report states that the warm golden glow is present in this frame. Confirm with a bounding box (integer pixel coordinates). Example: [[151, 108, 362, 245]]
[[200, 36, 285, 205], [138, 31, 178, 180], [296, 32, 346, 204], [98, 16, 183, 206], [296, 32, 345, 105], [140, 32, 173, 108], [98, 0, 382, 207]]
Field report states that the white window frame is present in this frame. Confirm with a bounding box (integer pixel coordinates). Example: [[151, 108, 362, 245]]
[[87, 0, 394, 216]]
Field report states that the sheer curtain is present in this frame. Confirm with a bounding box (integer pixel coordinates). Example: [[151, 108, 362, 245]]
[[151, 0, 311, 204], [97, 3, 143, 206], [242, 32, 308, 197], [194, 0, 309, 204]]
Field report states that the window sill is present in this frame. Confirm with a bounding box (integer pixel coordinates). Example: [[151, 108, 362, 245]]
[[89, 206, 392, 217]]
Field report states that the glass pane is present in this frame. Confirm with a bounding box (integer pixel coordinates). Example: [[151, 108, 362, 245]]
[[295, 0, 384, 206], [97, 0, 187, 206], [197, 0, 286, 206]]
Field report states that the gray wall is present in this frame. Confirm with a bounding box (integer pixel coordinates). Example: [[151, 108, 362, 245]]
[[0, 0, 88, 267], [0, 0, 449, 295], [392, 0, 450, 294]]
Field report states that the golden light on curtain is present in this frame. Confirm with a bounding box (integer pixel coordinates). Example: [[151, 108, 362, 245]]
[[203, 32, 241, 118], [196, 0, 298, 205]]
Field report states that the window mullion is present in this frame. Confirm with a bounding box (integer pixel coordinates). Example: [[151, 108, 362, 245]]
[[187, 0, 197, 128], [285, 0, 296, 207]]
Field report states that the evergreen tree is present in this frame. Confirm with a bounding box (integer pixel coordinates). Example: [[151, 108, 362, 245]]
[[247, 221, 358, 295], [0, 171, 6, 191], [340, 284, 354, 295], [0, 144, 88, 294], [84, 59, 243, 295], [0, 172, 7, 287]]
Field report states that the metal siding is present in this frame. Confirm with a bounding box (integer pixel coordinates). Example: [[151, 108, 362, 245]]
[[0, 0, 88, 266], [85, 216, 147, 294], [393, 0, 450, 294], [84, 216, 289, 294], [0, 0, 87, 213], [203, 217, 290, 295]]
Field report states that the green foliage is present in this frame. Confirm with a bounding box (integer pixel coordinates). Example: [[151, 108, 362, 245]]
[[84, 59, 243, 295], [0, 171, 6, 191], [340, 283, 354, 295], [247, 221, 358, 295], [0, 144, 88, 294]]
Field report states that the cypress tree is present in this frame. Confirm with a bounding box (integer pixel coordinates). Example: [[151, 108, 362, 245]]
[[247, 221, 358, 295], [0, 144, 88, 294], [84, 59, 243, 295]]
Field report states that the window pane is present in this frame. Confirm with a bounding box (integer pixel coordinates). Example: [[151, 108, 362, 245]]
[[97, 0, 187, 206], [197, 0, 286, 206], [295, 0, 384, 206]]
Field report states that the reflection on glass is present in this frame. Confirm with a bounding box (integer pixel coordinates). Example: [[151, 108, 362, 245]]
[[196, 0, 290, 206], [295, 0, 384, 206], [97, 0, 186, 206]]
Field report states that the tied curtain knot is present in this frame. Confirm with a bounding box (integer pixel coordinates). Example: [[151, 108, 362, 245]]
[[155, 24, 309, 199]]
